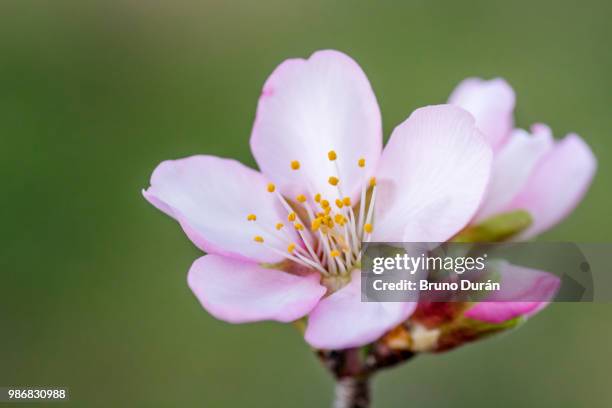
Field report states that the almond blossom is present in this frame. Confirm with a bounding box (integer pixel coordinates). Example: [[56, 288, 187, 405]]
[[448, 78, 596, 323], [143, 50, 492, 350]]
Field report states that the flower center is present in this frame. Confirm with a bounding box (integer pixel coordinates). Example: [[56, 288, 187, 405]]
[[248, 151, 377, 283]]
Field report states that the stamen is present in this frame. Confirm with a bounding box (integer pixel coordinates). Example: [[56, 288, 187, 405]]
[[249, 152, 374, 279], [263, 220, 313, 261], [250, 214, 312, 266], [299, 201, 323, 255], [363, 186, 377, 240], [272, 191, 320, 262], [329, 243, 347, 274], [261, 240, 328, 275], [342, 223, 355, 264], [311, 219, 321, 231], [293, 251, 329, 275], [318, 231, 337, 274], [301, 201, 316, 221], [346, 207, 359, 257], [358, 183, 366, 233], [325, 154, 357, 262]]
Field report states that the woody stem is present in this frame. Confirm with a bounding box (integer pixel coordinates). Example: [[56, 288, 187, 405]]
[[334, 376, 370, 408]]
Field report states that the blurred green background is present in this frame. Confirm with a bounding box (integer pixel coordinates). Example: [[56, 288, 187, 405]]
[[1, 0, 611, 407]]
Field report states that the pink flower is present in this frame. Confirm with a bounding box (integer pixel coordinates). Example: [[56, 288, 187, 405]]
[[448, 78, 596, 323], [143, 50, 492, 350], [464, 261, 562, 324]]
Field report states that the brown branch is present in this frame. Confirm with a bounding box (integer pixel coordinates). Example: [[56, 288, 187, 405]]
[[318, 345, 416, 408], [334, 376, 370, 408]]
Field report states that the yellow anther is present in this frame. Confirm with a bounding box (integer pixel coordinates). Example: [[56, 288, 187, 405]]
[[328, 150, 337, 161], [334, 214, 346, 225], [324, 206, 332, 215], [314, 193, 321, 203], [290, 160, 300, 170], [335, 199, 344, 209], [328, 176, 339, 186], [321, 200, 330, 209], [294, 222, 304, 231], [311, 218, 321, 231], [267, 183, 276, 193], [287, 243, 296, 253], [342, 197, 351, 206], [254, 235, 264, 243], [247, 214, 257, 221], [326, 217, 334, 228], [330, 250, 341, 257], [287, 212, 297, 222], [358, 158, 366, 168], [364, 223, 373, 233], [296, 194, 307, 203], [275, 222, 284, 230], [369, 177, 377, 187]]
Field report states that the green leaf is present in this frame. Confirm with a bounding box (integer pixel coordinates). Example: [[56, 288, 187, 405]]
[[452, 210, 533, 243]]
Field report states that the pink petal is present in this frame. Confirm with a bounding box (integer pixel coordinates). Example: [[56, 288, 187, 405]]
[[304, 270, 416, 350], [250, 50, 382, 202], [143, 155, 298, 263], [508, 133, 596, 238], [475, 125, 554, 222], [373, 105, 492, 242], [465, 262, 561, 324], [187, 255, 326, 323], [448, 78, 515, 151]]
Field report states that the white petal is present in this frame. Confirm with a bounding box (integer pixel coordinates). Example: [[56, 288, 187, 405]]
[[144, 155, 297, 263], [305, 270, 415, 349], [373, 105, 492, 242], [250, 50, 382, 202], [448, 77, 515, 150], [188, 255, 326, 323], [508, 133, 596, 238], [475, 125, 554, 222]]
